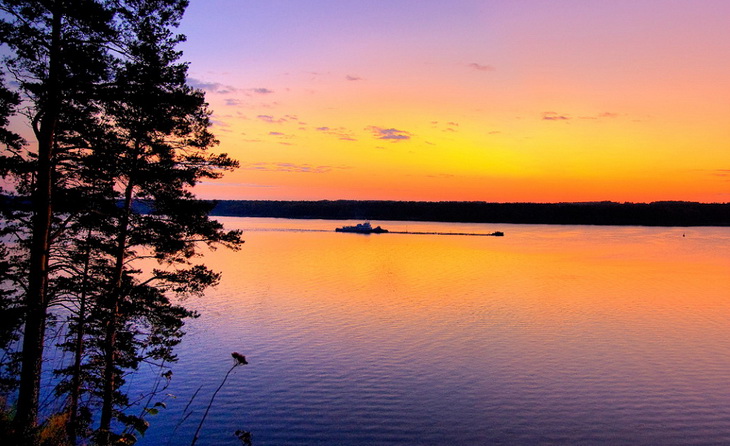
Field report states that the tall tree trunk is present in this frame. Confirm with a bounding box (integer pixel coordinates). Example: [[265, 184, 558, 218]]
[[99, 176, 134, 440], [15, 2, 62, 441], [67, 228, 93, 443]]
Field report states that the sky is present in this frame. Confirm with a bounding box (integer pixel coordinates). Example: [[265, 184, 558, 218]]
[[90, 1, 730, 202]]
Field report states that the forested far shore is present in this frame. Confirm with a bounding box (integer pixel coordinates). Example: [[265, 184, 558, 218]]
[[210, 200, 730, 227]]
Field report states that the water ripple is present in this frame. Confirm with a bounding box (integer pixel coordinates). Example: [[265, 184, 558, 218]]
[[137, 220, 730, 445]]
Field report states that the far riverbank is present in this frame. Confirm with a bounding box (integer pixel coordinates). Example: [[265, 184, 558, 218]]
[[211, 200, 730, 227]]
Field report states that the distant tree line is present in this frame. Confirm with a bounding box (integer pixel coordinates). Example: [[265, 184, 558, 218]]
[[0, 1, 242, 445], [212, 200, 730, 227]]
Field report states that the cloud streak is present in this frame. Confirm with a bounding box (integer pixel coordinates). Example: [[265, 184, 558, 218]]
[[542, 112, 571, 121], [316, 125, 357, 141], [579, 112, 620, 120], [188, 78, 238, 94], [366, 126, 412, 141], [198, 181, 274, 188], [250, 87, 274, 95], [240, 162, 351, 174], [468, 63, 495, 72], [431, 121, 459, 133], [257, 114, 288, 124]]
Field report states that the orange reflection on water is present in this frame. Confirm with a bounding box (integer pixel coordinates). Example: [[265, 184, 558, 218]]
[[201, 220, 730, 352], [150, 219, 730, 444]]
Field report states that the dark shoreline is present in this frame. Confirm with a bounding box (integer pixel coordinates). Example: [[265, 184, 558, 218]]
[[4, 196, 726, 227], [210, 200, 730, 227]]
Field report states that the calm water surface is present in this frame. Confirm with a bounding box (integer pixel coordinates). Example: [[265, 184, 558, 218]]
[[135, 218, 730, 445]]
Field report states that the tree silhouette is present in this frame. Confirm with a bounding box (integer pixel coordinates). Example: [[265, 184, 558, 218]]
[[0, 1, 243, 443], [0, 2, 116, 440]]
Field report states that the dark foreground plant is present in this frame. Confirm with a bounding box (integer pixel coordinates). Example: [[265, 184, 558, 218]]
[[234, 429, 253, 446], [190, 352, 248, 446]]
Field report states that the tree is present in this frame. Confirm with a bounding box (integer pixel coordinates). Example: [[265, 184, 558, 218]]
[[1, 1, 243, 443], [0, 70, 24, 392], [0, 2, 116, 439], [88, 1, 242, 441]]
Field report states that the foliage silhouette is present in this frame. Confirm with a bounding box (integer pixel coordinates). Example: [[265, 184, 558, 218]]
[[0, 1, 243, 443]]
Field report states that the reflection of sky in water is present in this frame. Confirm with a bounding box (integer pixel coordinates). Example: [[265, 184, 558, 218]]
[[136, 219, 730, 445]]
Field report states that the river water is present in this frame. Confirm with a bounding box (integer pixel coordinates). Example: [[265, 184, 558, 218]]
[[134, 218, 730, 445]]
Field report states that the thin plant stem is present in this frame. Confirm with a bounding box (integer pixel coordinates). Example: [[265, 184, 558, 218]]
[[167, 385, 203, 446], [190, 364, 238, 446]]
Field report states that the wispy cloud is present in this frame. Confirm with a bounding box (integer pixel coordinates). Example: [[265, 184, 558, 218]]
[[257, 114, 287, 124], [542, 112, 571, 121], [225, 98, 242, 107], [240, 162, 351, 174], [250, 87, 274, 95], [345, 75, 363, 81], [366, 126, 412, 141], [579, 112, 620, 120], [210, 119, 230, 128], [316, 125, 357, 141], [424, 173, 455, 178], [266, 131, 295, 143], [468, 63, 495, 72], [198, 181, 275, 188], [430, 121, 459, 133], [188, 78, 238, 94]]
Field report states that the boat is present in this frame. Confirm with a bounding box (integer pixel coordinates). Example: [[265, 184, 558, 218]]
[[335, 222, 388, 234]]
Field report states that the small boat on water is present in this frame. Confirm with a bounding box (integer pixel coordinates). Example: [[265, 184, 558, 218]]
[[335, 222, 388, 234]]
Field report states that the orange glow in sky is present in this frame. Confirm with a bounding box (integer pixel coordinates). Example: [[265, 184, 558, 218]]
[[175, 1, 730, 202]]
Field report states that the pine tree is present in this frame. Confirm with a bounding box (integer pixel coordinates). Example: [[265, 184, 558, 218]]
[[1, 1, 244, 443], [91, 2, 243, 439], [0, 70, 24, 390], [0, 2, 115, 440]]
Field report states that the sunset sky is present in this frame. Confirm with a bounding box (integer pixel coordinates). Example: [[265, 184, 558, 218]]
[[147, 1, 730, 202]]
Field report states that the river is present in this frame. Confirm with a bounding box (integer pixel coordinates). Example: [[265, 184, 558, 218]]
[[134, 218, 730, 445]]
